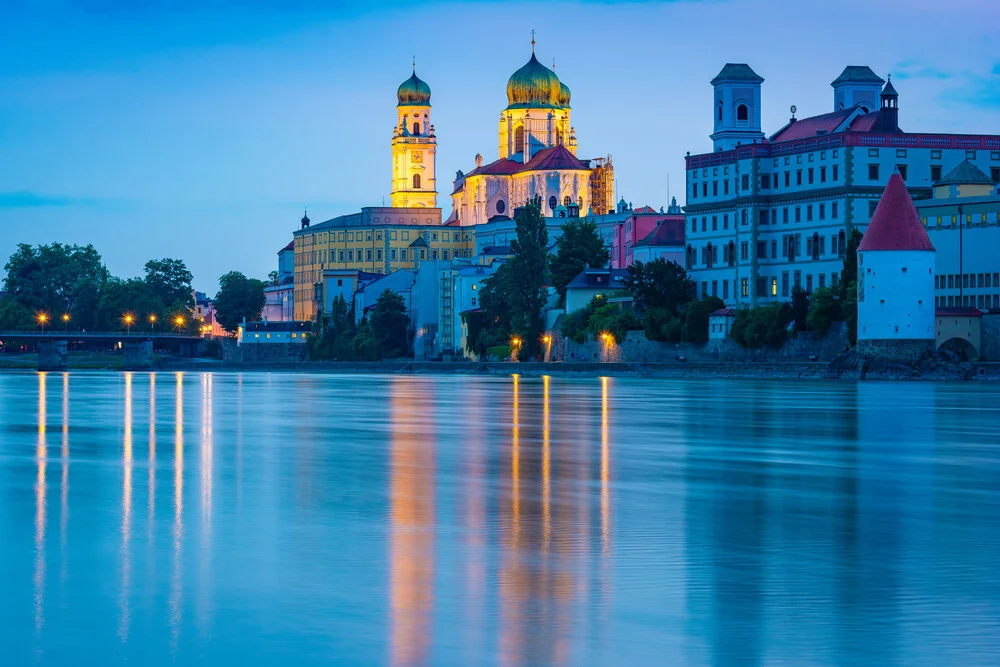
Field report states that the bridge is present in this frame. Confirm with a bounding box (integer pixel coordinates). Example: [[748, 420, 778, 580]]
[[0, 330, 207, 370]]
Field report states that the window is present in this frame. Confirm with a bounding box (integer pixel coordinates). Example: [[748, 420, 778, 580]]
[[795, 207, 802, 223], [783, 208, 789, 224], [718, 101, 723, 121], [412, 174, 421, 188], [339, 250, 345, 262], [724, 180, 729, 195], [868, 148, 879, 157], [713, 181, 718, 196], [366, 249, 373, 261], [413, 122, 420, 135], [723, 281, 729, 299], [691, 184, 697, 200], [820, 166, 827, 183], [514, 125, 525, 153], [757, 240, 767, 258], [992, 152, 1000, 161], [443, 250, 449, 260], [420, 249, 426, 260], [794, 271, 802, 288], [771, 278, 778, 296], [966, 150, 976, 160], [760, 210, 769, 226], [992, 167, 1000, 183], [761, 174, 770, 189], [367, 231, 373, 241], [806, 275, 813, 292], [711, 281, 718, 297], [832, 236, 839, 256], [701, 218, 707, 232], [691, 219, 697, 233], [833, 165, 839, 181], [931, 165, 942, 182], [723, 214, 729, 230], [896, 164, 908, 180], [376, 249, 383, 261], [782, 272, 789, 297], [797, 170, 802, 186], [376, 231, 383, 241], [808, 168, 814, 184], [832, 202, 839, 218], [402, 231, 410, 240], [443, 231, 450, 241], [771, 210, 777, 225], [737, 104, 749, 124], [701, 281, 708, 297], [548, 195, 557, 210], [740, 241, 748, 261], [771, 240, 777, 258], [868, 164, 879, 180], [432, 232, 438, 241], [869, 201, 879, 216], [741, 174, 750, 190], [785, 172, 790, 187], [819, 204, 826, 220], [390, 249, 397, 260], [347, 250, 354, 262], [400, 249, 407, 261], [807, 205, 813, 222], [702, 183, 708, 197], [896, 149, 907, 158], [931, 150, 942, 160], [819, 274, 826, 288]]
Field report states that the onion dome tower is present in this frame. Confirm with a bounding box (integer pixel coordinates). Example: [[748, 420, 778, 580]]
[[391, 59, 437, 208]]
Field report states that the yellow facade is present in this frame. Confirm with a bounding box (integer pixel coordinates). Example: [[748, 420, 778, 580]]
[[293, 208, 473, 321], [391, 104, 437, 208]]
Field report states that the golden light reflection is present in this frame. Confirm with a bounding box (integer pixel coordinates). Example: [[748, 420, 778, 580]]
[[170, 372, 184, 648], [464, 383, 487, 657], [119, 372, 134, 642], [511, 374, 520, 546], [389, 379, 435, 667], [34, 372, 47, 636], [148, 374, 156, 542], [60, 373, 69, 584], [198, 373, 214, 630], [543, 375, 551, 554], [601, 377, 610, 555], [500, 373, 524, 667]]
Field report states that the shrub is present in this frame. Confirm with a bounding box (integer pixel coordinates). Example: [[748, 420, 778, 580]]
[[731, 304, 791, 349], [806, 287, 841, 336], [682, 296, 725, 343], [644, 306, 683, 342]]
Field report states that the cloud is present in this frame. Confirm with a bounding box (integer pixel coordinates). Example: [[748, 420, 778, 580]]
[[892, 59, 953, 81], [0, 192, 105, 208]]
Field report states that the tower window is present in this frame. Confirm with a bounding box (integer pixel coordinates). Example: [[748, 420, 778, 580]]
[[515, 125, 525, 154], [412, 122, 421, 136], [412, 174, 421, 189], [736, 104, 749, 127], [548, 195, 558, 210], [717, 101, 723, 122]]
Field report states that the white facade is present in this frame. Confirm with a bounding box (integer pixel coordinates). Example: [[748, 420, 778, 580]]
[[857, 249, 935, 341]]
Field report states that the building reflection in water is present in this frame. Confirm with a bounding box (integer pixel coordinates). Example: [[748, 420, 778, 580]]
[[119, 373, 134, 642], [389, 378, 435, 667], [170, 372, 184, 648], [463, 376, 487, 661], [34, 372, 48, 637]]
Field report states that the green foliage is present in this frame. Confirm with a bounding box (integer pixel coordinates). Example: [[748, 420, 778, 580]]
[[842, 281, 858, 346], [351, 321, 378, 361], [308, 295, 358, 360], [548, 218, 609, 304], [644, 306, 683, 342], [806, 287, 840, 336], [682, 296, 725, 343], [467, 262, 512, 356], [790, 286, 810, 332], [0, 296, 34, 330], [143, 258, 194, 311], [624, 258, 695, 315], [2, 242, 106, 326], [838, 229, 863, 347], [506, 198, 549, 356], [213, 271, 266, 333], [370, 289, 410, 359], [587, 300, 642, 343], [485, 345, 512, 361], [97, 277, 165, 330], [560, 307, 591, 344], [730, 304, 792, 349]]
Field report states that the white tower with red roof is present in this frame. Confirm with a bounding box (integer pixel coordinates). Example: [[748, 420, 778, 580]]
[[857, 171, 936, 360]]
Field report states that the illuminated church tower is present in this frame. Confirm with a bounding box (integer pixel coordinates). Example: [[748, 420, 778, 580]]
[[391, 63, 437, 208]]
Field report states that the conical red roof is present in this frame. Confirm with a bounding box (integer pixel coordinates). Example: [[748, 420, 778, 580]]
[[858, 172, 935, 252]]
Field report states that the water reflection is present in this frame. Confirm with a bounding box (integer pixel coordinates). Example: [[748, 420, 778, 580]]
[[389, 379, 435, 667], [198, 374, 214, 631], [170, 372, 184, 648], [34, 372, 47, 637], [60, 373, 69, 585], [119, 372, 134, 642]]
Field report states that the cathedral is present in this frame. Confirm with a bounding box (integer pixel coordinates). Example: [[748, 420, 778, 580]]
[[389, 39, 614, 226]]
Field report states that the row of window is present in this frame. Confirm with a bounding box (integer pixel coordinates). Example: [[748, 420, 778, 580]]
[[760, 165, 841, 191], [691, 202, 842, 234], [696, 271, 840, 300], [924, 212, 1000, 227], [936, 273, 1000, 290], [688, 231, 846, 269], [937, 295, 1000, 309]]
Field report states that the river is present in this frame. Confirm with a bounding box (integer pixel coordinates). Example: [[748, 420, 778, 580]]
[[2, 372, 998, 665]]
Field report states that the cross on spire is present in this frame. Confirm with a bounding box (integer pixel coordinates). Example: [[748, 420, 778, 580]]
[[412, 55, 416, 72], [530, 29, 535, 53]]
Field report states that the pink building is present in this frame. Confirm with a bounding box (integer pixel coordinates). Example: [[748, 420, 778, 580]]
[[611, 197, 685, 268]]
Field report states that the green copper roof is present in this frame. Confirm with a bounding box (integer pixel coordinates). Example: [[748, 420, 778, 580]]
[[397, 71, 431, 106], [936, 159, 994, 186], [558, 81, 571, 107], [507, 53, 562, 109], [831, 66, 884, 86], [711, 63, 764, 85]]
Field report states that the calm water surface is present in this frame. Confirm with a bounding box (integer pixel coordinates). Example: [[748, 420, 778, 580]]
[[1, 372, 999, 666]]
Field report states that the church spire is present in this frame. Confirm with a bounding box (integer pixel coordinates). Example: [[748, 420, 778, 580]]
[[531, 29, 535, 53]]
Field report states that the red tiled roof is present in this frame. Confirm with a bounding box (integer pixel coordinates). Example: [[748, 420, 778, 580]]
[[635, 217, 685, 247], [633, 205, 657, 214], [521, 144, 589, 172], [858, 173, 935, 252], [935, 307, 982, 318], [280, 241, 294, 252], [770, 106, 883, 143]]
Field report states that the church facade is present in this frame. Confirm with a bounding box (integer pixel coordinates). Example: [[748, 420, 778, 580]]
[[450, 42, 615, 227]]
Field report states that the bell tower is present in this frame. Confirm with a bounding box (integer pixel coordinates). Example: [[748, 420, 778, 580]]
[[710, 63, 765, 152], [391, 61, 437, 208]]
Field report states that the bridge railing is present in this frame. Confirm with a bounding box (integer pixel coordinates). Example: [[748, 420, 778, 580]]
[[0, 330, 206, 339]]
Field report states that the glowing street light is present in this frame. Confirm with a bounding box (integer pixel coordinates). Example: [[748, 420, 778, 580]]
[[149, 314, 157, 333], [62, 313, 70, 331], [123, 313, 135, 335], [542, 333, 552, 363], [510, 336, 522, 362], [37, 312, 49, 332], [173, 316, 185, 332]]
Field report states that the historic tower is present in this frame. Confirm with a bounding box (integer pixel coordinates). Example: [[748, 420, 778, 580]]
[[391, 64, 437, 208], [856, 171, 936, 362], [710, 63, 765, 152]]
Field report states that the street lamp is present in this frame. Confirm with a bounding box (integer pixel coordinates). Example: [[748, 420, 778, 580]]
[[542, 334, 552, 362], [149, 314, 157, 333], [123, 313, 134, 335], [510, 336, 522, 362], [62, 313, 70, 331], [174, 316, 185, 332], [37, 313, 49, 332]]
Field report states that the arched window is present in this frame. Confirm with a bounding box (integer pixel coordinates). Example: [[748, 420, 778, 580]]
[[563, 196, 571, 206], [514, 125, 525, 154], [556, 131, 564, 145], [737, 104, 749, 127], [548, 195, 558, 210], [412, 174, 421, 189], [718, 101, 723, 122], [412, 122, 421, 136]]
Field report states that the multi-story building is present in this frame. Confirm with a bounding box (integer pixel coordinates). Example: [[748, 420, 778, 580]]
[[917, 160, 1000, 309], [263, 241, 294, 321], [612, 198, 685, 268], [685, 63, 1000, 306], [437, 262, 496, 357]]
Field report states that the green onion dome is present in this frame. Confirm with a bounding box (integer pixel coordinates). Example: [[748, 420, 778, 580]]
[[397, 71, 431, 106], [558, 81, 571, 107], [506, 53, 561, 108]]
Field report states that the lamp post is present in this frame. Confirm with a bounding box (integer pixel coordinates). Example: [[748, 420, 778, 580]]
[[62, 313, 70, 331], [174, 316, 184, 333], [38, 313, 49, 332], [510, 336, 522, 362], [149, 314, 157, 333], [542, 334, 552, 362], [124, 313, 134, 335]]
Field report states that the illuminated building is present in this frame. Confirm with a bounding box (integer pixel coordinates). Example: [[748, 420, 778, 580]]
[[450, 38, 615, 227], [391, 66, 437, 208], [685, 63, 1000, 306]]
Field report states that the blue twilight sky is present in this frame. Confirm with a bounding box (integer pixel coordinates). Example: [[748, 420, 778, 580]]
[[1, 0, 998, 293]]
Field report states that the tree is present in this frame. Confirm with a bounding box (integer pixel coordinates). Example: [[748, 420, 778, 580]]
[[506, 198, 549, 356], [791, 286, 810, 332], [842, 281, 859, 346], [0, 296, 33, 330], [623, 258, 695, 315], [839, 229, 863, 346], [587, 299, 642, 343], [467, 261, 513, 356], [806, 287, 841, 336], [213, 271, 265, 333], [682, 296, 725, 343], [2, 242, 106, 326], [643, 307, 683, 342], [143, 258, 194, 310], [730, 304, 791, 349], [370, 289, 410, 359], [548, 218, 609, 305], [96, 277, 164, 330]]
